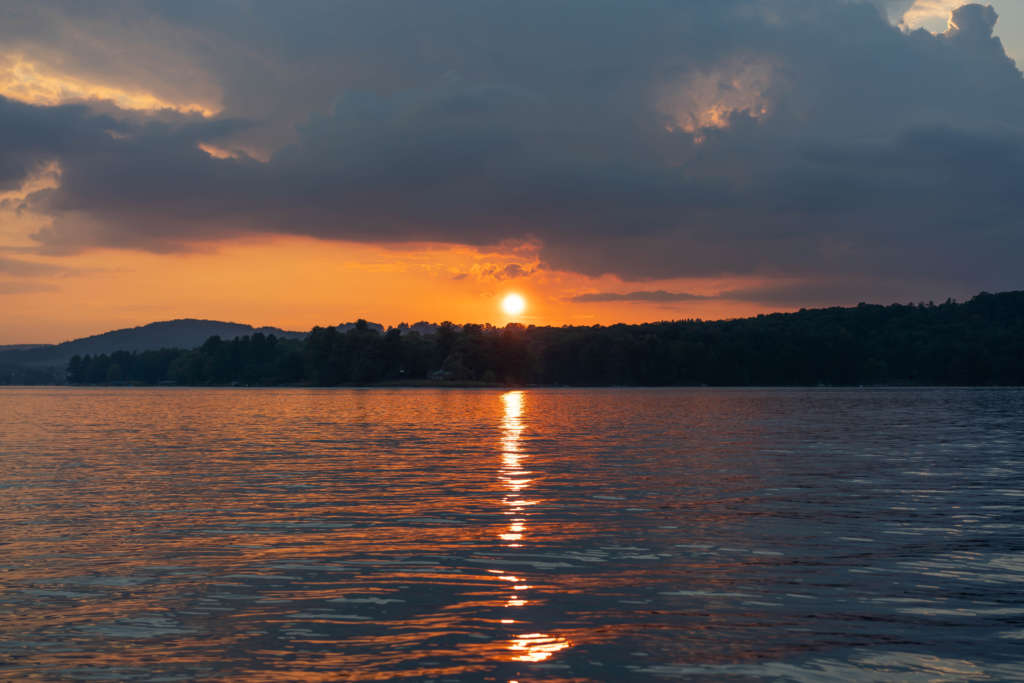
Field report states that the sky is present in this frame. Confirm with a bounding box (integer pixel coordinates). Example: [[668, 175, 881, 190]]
[[2, 0, 1023, 343]]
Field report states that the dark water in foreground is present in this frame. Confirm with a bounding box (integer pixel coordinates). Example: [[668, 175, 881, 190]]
[[1, 387, 1023, 681]]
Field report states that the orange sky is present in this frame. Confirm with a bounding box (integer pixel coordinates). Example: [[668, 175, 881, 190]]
[[1, 236, 779, 344]]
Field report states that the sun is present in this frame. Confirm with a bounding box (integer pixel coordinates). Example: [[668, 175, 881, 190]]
[[501, 293, 526, 316]]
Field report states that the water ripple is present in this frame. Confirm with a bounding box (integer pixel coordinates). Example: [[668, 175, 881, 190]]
[[1, 386, 1022, 680]]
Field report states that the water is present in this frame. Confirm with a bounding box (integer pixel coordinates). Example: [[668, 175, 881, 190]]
[[1, 387, 1023, 681]]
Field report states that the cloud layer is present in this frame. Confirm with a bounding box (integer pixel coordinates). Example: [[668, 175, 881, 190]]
[[1, 1, 1023, 301], [570, 291, 712, 304]]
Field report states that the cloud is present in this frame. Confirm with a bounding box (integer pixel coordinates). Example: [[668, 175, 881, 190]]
[[0, 255, 73, 277], [947, 3, 999, 37], [570, 290, 712, 303], [0, 4, 222, 116], [718, 280, 897, 306], [461, 262, 537, 282], [1, 1, 1023, 301], [0, 55, 216, 116], [570, 275, 978, 307], [898, 0, 958, 28]]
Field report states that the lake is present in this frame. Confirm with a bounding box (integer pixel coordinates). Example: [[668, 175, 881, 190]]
[[1, 387, 1022, 681]]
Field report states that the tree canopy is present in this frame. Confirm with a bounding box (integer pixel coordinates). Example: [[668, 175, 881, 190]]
[[65, 291, 1024, 387]]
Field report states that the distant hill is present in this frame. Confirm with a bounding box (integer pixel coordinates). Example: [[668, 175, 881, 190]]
[[0, 319, 308, 382], [0, 318, 405, 383]]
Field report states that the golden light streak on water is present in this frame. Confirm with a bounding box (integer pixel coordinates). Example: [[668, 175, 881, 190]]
[[495, 390, 573, 664]]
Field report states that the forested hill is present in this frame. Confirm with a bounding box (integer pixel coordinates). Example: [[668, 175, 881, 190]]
[[0, 318, 308, 384], [64, 291, 1024, 387]]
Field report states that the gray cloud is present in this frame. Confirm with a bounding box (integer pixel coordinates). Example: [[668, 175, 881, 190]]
[[568, 278, 952, 307], [0, 255, 74, 277], [949, 3, 999, 37], [570, 290, 712, 303], [493, 264, 531, 280], [1, 1, 1023, 301], [717, 280, 925, 306], [453, 262, 533, 281]]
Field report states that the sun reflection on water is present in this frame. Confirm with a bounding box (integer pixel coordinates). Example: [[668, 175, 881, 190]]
[[4, 388, 1020, 680], [495, 391, 572, 665]]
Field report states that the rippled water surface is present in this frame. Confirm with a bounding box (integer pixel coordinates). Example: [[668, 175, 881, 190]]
[[2, 387, 1023, 681]]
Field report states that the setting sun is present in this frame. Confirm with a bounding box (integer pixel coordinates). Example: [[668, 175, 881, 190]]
[[2, 2, 1022, 681], [502, 293, 526, 316]]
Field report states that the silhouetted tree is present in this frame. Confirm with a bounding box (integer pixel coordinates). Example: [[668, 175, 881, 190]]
[[65, 291, 1024, 387]]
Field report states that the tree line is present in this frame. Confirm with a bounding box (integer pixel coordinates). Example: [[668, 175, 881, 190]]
[[67, 291, 1024, 386]]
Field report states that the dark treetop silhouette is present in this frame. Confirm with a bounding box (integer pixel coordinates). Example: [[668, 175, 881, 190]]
[[60, 291, 1024, 387]]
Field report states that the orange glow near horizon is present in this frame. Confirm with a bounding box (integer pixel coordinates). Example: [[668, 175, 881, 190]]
[[0, 234, 799, 344]]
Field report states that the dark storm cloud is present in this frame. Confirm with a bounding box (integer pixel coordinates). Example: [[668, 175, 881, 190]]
[[2, 1, 1024, 296]]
